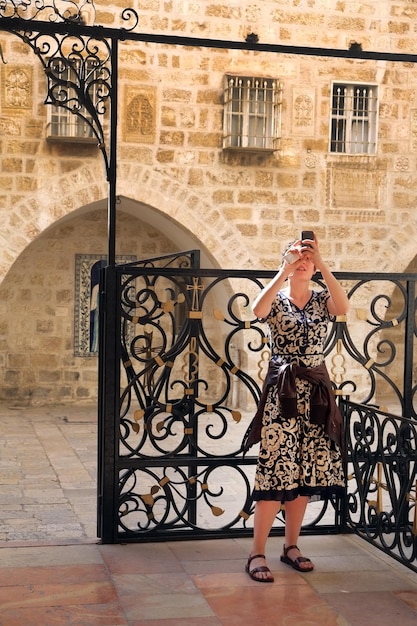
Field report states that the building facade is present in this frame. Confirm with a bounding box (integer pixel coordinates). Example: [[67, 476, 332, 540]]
[[0, 0, 416, 405]]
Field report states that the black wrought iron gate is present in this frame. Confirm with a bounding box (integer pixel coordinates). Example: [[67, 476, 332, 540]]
[[97, 250, 345, 543]]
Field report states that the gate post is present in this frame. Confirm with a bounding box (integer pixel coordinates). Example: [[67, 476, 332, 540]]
[[97, 264, 120, 543]]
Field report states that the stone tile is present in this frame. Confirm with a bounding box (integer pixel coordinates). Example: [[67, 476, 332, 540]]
[[112, 572, 198, 597], [120, 590, 215, 622], [395, 590, 417, 611], [0, 602, 128, 626], [322, 591, 417, 626], [99, 542, 184, 575], [167, 538, 247, 562], [193, 570, 306, 589], [289, 533, 369, 557], [130, 618, 221, 626], [302, 553, 391, 573], [0, 580, 118, 611], [308, 569, 417, 594], [114, 571, 221, 620], [183, 556, 254, 575], [0, 563, 109, 586], [194, 575, 344, 626], [0, 544, 103, 568]]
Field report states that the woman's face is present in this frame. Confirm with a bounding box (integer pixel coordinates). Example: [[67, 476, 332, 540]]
[[289, 255, 316, 281]]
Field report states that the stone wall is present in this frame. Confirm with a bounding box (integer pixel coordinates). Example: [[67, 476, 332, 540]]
[[0, 1, 416, 405]]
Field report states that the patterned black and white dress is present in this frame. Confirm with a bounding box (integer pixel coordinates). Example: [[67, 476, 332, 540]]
[[253, 289, 345, 502]]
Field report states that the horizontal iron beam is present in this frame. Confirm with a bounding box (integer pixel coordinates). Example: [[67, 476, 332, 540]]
[[2, 16, 417, 64]]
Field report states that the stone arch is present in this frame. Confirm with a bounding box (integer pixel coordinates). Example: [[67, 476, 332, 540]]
[[2, 161, 417, 283], [0, 163, 254, 284]]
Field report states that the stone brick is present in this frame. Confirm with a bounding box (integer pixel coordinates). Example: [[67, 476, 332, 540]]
[[212, 190, 234, 203], [276, 173, 298, 188], [160, 131, 185, 146], [39, 370, 62, 383], [57, 386, 73, 399], [162, 89, 192, 102], [76, 388, 91, 398], [2, 159, 23, 173], [255, 171, 273, 187], [188, 169, 204, 185], [157, 150, 175, 163], [237, 191, 278, 204], [197, 90, 220, 104], [388, 21, 410, 34], [237, 223, 258, 237], [4, 370, 21, 384], [188, 132, 221, 148], [6, 354, 27, 368], [64, 371, 80, 382], [30, 354, 59, 368], [94, 11, 117, 25], [14, 177, 37, 191], [224, 207, 252, 220], [161, 107, 177, 126]]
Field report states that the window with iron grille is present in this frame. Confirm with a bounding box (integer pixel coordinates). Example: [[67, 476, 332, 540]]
[[223, 75, 282, 152], [330, 83, 378, 154], [46, 57, 100, 143]]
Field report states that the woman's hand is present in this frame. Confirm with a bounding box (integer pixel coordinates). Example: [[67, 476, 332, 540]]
[[299, 234, 349, 315], [299, 234, 324, 270], [283, 239, 302, 266]]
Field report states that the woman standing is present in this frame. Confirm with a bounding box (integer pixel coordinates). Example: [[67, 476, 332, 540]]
[[245, 233, 349, 582]]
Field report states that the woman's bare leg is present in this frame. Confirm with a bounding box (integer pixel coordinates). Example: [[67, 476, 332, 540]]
[[282, 496, 314, 570], [247, 500, 281, 581]]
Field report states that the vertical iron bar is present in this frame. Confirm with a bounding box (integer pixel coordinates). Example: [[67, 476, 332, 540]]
[[96, 265, 105, 538], [107, 38, 119, 266], [187, 251, 201, 528], [404, 278, 415, 418], [97, 264, 121, 543]]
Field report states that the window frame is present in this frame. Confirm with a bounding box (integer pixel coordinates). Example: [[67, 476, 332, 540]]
[[46, 56, 100, 144], [223, 75, 282, 153], [329, 82, 378, 155]]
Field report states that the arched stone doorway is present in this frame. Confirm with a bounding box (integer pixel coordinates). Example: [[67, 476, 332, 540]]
[[0, 189, 250, 406]]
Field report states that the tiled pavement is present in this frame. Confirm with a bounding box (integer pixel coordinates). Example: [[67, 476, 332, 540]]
[[0, 403, 417, 625]]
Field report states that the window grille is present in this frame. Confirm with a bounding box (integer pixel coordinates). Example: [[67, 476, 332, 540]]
[[46, 57, 99, 143], [330, 83, 378, 154], [223, 75, 282, 152]]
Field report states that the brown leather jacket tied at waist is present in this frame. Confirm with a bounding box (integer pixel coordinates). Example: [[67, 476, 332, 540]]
[[242, 360, 344, 454]]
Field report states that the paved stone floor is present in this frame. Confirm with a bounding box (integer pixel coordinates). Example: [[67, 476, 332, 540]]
[[0, 402, 417, 625]]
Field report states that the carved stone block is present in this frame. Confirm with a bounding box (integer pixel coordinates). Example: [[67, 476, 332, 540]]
[[292, 88, 315, 135], [2, 66, 33, 110], [123, 86, 156, 143], [327, 163, 383, 210]]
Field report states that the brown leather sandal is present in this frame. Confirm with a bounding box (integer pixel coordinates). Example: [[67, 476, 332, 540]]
[[245, 553, 274, 583], [280, 544, 314, 572]]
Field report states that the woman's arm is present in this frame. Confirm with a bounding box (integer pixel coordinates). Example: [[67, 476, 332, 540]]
[[320, 264, 350, 316], [252, 263, 292, 319], [306, 237, 349, 316]]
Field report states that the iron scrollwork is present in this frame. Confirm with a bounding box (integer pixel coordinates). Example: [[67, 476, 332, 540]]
[[0, 0, 140, 29], [0, 0, 94, 22], [344, 401, 417, 572], [112, 260, 354, 538], [0, 0, 140, 175], [2, 13, 112, 171]]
